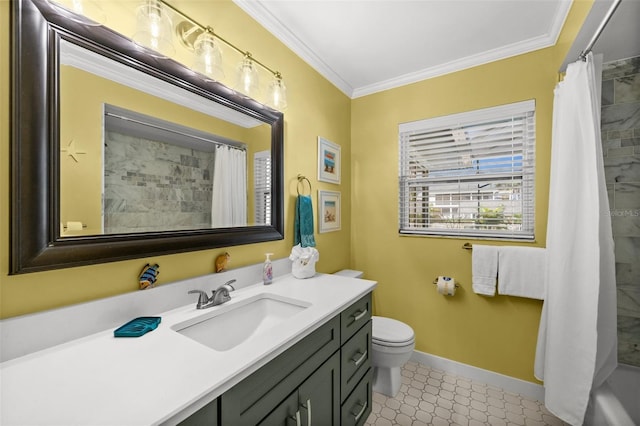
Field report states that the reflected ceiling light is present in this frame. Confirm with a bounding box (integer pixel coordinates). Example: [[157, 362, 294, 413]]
[[235, 53, 260, 98], [132, 0, 175, 56], [49, 0, 106, 25], [193, 29, 224, 81], [267, 72, 287, 111]]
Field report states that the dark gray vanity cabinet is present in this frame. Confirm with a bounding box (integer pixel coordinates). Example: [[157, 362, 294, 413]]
[[185, 292, 373, 425]]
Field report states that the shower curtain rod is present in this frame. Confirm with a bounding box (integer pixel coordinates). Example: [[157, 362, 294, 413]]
[[578, 0, 621, 61], [105, 111, 246, 151]]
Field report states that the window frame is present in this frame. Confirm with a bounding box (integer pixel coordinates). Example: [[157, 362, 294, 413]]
[[398, 100, 536, 240]]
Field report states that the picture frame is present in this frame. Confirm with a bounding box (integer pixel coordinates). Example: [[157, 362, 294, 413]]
[[317, 137, 341, 184], [318, 190, 341, 233]]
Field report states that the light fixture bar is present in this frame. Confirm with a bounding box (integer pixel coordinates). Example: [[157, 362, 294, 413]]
[[158, 0, 281, 78]]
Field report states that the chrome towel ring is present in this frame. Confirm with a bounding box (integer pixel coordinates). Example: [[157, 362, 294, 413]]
[[296, 174, 312, 196]]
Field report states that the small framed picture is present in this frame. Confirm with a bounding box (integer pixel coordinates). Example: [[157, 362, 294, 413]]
[[318, 190, 341, 233], [317, 137, 341, 184]]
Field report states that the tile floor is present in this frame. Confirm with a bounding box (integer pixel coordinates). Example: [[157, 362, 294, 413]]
[[365, 361, 568, 426]]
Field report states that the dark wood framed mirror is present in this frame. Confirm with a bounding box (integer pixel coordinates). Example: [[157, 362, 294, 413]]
[[10, 0, 284, 274]]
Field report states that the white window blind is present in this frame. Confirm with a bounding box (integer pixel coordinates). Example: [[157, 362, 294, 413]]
[[254, 150, 271, 225], [399, 100, 535, 240]]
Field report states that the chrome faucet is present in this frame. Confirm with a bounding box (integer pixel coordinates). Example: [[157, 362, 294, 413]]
[[188, 279, 236, 309]]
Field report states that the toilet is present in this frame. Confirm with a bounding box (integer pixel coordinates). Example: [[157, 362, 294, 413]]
[[334, 270, 416, 397]]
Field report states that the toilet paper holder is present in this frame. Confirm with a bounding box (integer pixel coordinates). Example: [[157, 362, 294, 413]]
[[432, 277, 460, 288], [62, 221, 87, 230]]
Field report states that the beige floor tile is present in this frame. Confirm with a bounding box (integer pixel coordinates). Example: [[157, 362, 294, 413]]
[[365, 362, 568, 426]]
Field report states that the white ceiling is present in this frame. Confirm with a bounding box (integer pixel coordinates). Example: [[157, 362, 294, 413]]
[[234, 0, 573, 98], [234, 0, 639, 99]]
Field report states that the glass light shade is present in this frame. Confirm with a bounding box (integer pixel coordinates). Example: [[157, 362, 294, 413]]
[[132, 0, 175, 56], [193, 32, 224, 81], [267, 76, 287, 110], [234, 57, 260, 97]]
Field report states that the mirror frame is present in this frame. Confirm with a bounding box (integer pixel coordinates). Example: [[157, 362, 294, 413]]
[[10, 0, 284, 274]]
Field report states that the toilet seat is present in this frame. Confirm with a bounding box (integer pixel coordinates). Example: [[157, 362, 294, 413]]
[[372, 316, 415, 347]]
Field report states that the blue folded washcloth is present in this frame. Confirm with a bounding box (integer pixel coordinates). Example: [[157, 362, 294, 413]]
[[294, 195, 316, 248]]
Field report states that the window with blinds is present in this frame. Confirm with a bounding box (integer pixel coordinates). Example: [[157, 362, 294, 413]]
[[254, 150, 271, 225], [399, 100, 535, 240]]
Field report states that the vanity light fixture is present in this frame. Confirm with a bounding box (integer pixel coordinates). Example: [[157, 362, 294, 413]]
[[55, 0, 288, 110], [132, 0, 175, 56], [163, 0, 288, 110]]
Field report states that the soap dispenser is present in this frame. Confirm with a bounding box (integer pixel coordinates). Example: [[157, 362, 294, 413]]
[[263, 253, 274, 285]]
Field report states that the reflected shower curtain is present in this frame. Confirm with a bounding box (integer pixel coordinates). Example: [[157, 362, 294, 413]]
[[534, 53, 617, 425], [211, 146, 247, 227]]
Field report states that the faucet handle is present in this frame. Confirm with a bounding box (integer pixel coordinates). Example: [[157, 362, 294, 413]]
[[188, 290, 210, 309], [223, 279, 236, 291]]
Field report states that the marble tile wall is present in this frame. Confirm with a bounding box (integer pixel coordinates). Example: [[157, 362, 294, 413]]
[[601, 55, 640, 367], [104, 131, 214, 234]]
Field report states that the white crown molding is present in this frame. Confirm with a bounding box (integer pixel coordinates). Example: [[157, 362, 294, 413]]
[[234, 0, 572, 99], [233, 0, 355, 97]]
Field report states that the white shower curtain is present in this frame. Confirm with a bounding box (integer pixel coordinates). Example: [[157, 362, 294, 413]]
[[534, 53, 617, 425], [211, 145, 247, 227]]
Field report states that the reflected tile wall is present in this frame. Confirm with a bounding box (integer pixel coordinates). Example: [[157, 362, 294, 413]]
[[602, 55, 640, 367], [104, 131, 214, 234]]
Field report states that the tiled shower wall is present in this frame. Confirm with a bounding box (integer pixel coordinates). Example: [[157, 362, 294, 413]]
[[601, 55, 640, 367], [104, 131, 214, 233]]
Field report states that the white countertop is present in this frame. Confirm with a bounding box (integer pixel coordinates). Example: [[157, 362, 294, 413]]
[[0, 273, 375, 425]]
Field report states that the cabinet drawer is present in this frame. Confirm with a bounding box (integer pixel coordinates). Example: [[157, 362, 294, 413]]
[[341, 372, 372, 426], [340, 293, 372, 344], [341, 320, 371, 401], [221, 316, 340, 425]]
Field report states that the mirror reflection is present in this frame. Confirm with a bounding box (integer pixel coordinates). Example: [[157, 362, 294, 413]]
[[59, 40, 272, 237]]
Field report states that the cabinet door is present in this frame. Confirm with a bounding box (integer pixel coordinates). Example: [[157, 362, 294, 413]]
[[298, 352, 340, 426], [258, 392, 300, 426]]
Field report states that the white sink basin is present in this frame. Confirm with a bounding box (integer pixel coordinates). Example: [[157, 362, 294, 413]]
[[173, 294, 310, 351]]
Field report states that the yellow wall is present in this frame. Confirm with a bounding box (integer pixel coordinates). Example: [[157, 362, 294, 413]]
[[1, 0, 592, 385], [351, 2, 592, 383], [0, 0, 352, 318]]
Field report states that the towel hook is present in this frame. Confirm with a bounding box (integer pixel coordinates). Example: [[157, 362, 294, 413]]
[[296, 174, 312, 196]]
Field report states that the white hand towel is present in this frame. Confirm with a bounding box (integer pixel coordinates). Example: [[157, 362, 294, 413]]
[[472, 245, 499, 296], [498, 247, 546, 299]]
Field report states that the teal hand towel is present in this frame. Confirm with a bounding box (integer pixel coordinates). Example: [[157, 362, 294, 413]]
[[294, 195, 316, 248]]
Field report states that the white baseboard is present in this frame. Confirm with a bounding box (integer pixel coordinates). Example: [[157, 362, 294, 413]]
[[410, 350, 545, 402]]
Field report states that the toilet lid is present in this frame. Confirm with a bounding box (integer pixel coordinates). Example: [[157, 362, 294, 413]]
[[372, 316, 415, 345]]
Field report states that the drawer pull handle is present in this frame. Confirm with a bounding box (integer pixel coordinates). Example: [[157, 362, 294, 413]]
[[352, 401, 368, 422], [351, 350, 368, 367], [301, 399, 312, 426], [352, 309, 368, 321]]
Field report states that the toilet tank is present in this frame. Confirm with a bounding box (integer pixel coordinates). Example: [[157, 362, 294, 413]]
[[334, 269, 364, 279]]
